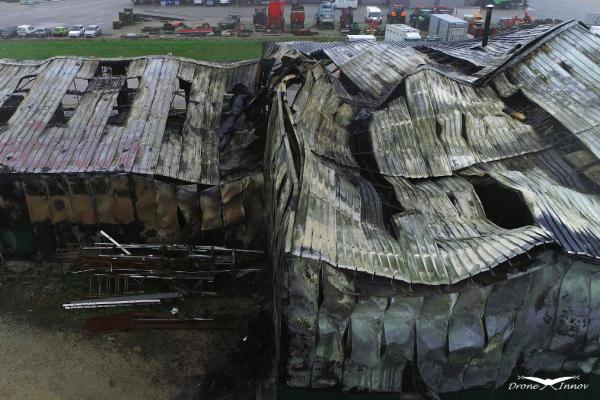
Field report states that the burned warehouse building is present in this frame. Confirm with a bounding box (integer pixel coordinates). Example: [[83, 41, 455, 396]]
[[1, 18, 600, 398]]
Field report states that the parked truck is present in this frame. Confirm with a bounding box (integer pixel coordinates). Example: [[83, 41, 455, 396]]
[[331, 0, 357, 9], [290, 3, 305, 30], [364, 6, 383, 25], [267, 1, 285, 31], [385, 24, 421, 42], [387, 3, 408, 25], [316, 3, 335, 30], [339, 7, 354, 34]]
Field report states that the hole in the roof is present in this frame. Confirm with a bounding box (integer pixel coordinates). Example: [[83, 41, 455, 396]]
[[94, 60, 131, 77], [107, 77, 140, 126], [165, 78, 190, 136], [0, 94, 25, 126], [472, 182, 534, 229]]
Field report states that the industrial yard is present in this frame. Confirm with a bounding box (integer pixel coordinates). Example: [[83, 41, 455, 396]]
[[1, 1, 600, 400], [1, 0, 598, 42]]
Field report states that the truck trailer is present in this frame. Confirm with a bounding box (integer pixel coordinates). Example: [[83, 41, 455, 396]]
[[384, 24, 421, 42], [428, 13, 468, 41]]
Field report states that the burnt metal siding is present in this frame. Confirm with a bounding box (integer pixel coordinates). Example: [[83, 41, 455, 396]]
[[268, 76, 553, 285], [271, 22, 600, 395], [283, 254, 600, 391], [502, 24, 600, 159], [323, 43, 430, 100], [1, 171, 263, 245], [267, 22, 600, 288], [0, 56, 258, 185], [293, 66, 358, 168], [387, 176, 552, 282]]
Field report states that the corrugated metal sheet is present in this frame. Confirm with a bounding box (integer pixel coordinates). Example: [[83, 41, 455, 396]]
[[325, 44, 429, 99], [488, 168, 600, 260], [292, 65, 358, 168], [284, 254, 600, 391], [371, 69, 546, 178], [499, 23, 600, 159], [0, 62, 41, 106], [265, 25, 600, 285], [269, 20, 600, 396], [278, 23, 565, 100], [270, 91, 553, 284], [0, 56, 258, 185]]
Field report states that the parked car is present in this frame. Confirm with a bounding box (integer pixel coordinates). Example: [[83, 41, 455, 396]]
[[17, 25, 35, 37], [30, 27, 52, 38], [1, 26, 18, 39], [219, 0, 230, 5], [218, 15, 240, 30], [68, 25, 85, 38], [84, 25, 101, 37], [52, 26, 69, 37]]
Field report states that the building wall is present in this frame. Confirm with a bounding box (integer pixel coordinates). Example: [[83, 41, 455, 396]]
[[0, 172, 264, 256]]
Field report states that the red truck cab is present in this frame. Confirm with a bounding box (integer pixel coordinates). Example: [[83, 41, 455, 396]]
[[267, 1, 285, 31]]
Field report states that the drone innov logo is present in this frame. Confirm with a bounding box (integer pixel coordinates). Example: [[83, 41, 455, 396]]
[[508, 375, 589, 391]]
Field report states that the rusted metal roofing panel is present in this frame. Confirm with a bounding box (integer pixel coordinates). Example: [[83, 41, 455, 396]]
[[0, 56, 258, 185]]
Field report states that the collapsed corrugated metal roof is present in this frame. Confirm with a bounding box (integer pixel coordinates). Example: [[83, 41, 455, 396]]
[[267, 20, 600, 393], [0, 56, 258, 185], [493, 23, 600, 160], [0, 55, 264, 247]]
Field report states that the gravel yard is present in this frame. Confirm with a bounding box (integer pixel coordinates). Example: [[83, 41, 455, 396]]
[[0, 261, 268, 400]]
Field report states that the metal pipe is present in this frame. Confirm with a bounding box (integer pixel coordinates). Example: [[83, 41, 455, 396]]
[[482, 4, 494, 47]]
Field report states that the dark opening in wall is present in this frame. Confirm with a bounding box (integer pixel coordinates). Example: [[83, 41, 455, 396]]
[[472, 181, 534, 229], [0, 94, 25, 126], [107, 77, 140, 126], [165, 78, 190, 135]]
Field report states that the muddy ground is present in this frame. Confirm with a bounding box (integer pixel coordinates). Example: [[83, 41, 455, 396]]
[[0, 260, 271, 400]]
